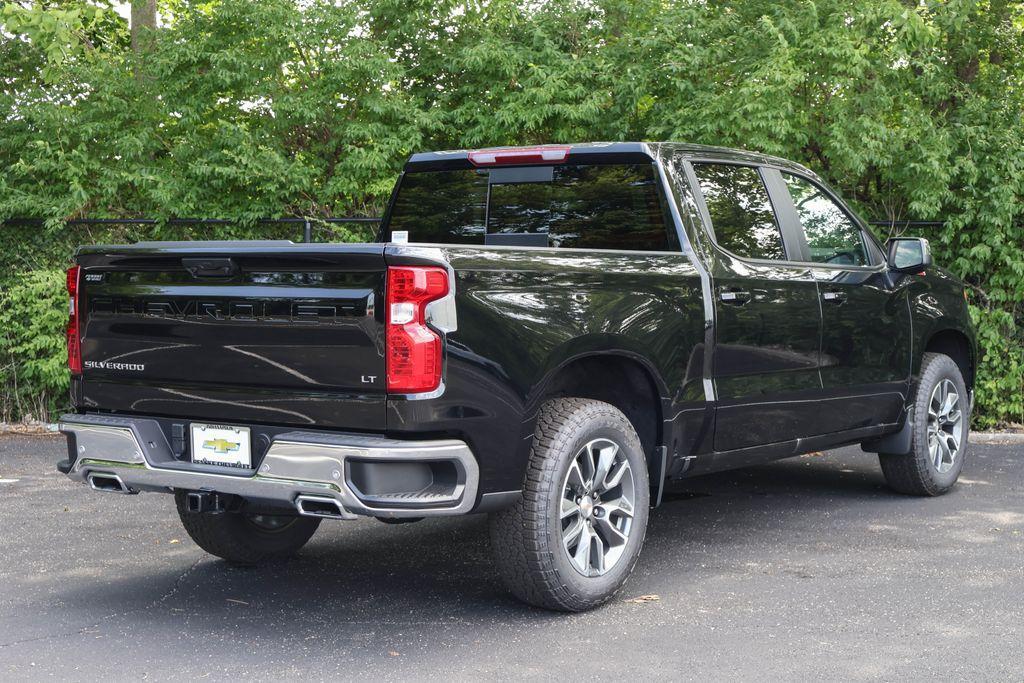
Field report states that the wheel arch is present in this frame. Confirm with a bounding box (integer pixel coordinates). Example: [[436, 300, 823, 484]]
[[867, 325, 976, 456], [527, 342, 670, 465], [924, 327, 975, 390]]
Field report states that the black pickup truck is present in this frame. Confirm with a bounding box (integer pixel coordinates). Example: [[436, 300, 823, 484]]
[[59, 143, 976, 611]]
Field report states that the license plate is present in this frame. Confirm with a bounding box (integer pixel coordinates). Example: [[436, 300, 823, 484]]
[[190, 423, 252, 469]]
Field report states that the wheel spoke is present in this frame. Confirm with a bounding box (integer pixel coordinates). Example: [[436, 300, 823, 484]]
[[936, 433, 952, 468], [598, 458, 630, 491], [594, 514, 628, 547], [941, 384, 958, 418], [930, 382, 945, 421], [565, 461, 586, 494], [562, 517, 585, 549], [600, 496, 634, 521], [592, 536, 607, 574], [572, 524, 593, 573], [592, 442, 618, 491], [580, 444, 598, 485], [930, 391, 943, 417], [561, 497, 580, 520]]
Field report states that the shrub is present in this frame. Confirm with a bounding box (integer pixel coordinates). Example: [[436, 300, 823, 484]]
[[0, 269, 69, 422]]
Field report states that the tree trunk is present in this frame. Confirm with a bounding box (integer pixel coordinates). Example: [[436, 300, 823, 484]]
[[130, 0, 157, 54]]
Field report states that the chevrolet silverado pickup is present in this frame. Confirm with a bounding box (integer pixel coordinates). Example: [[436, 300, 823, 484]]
[[58, 143, 976, 611]]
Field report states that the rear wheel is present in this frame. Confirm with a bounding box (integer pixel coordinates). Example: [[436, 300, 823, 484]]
[[879, 352, 970, 496], [174, 491, 321, 565], [489, 398, 650, 611]]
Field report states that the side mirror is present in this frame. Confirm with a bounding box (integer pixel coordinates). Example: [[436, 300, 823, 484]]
[[886, 237, 932, 273]]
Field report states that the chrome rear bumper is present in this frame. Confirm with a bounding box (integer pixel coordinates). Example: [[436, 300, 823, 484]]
[[59, 414, 479, 519]]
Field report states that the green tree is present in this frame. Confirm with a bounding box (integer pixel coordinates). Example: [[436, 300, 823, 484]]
[[1, 0, 1021, 425]]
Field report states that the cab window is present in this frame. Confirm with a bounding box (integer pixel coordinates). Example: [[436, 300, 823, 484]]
[[387, 164, 678, 251], [782, 173, 868, 266], [692, 163, 786, 260]]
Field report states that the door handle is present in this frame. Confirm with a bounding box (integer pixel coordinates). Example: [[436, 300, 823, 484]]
[[719, 289, 751, 305], [822, 290, 847, 304]]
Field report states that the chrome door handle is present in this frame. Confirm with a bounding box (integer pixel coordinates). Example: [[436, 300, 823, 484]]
[[822, 290, 847, 304]]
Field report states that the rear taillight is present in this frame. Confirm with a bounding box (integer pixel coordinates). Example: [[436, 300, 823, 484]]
[[66, 265, 82, 375], [386, 266, 449, 394]]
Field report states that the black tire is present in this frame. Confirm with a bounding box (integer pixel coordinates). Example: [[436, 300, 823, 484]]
[[489, 398, 650, 612], [174, 491, 321, 565], [879, 352, 970, 496]]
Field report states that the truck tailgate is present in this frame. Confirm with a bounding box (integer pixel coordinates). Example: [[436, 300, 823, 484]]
[[74, 242, 386, 430]]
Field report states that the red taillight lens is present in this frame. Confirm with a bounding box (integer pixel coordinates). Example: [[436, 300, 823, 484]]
[[66, 265, 82, 375], [386, 266, 449, 393], [467, 145, 571, 166]]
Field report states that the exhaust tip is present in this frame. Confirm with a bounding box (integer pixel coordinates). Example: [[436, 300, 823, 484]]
[[295, 495, 353, 520], [87, 472, 135, 495]]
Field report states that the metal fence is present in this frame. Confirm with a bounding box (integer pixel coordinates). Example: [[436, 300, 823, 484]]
[[2, 217, 382, 243], [4, 216, 943, 243], [868, 220, 945, 228]]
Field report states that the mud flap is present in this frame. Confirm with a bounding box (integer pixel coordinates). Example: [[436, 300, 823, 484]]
[[650, 445, 668, 508], [861, 409, 914, 455]]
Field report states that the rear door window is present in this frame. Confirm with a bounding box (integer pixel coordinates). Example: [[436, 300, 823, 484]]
[[692, 163, 786, 260], [781, 173, 869, 266], [386, 169, 488, 245], [387, 164, 678, 251]]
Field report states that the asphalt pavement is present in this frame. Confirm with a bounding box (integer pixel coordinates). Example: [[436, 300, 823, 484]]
[[1, 434, 1021, 681]]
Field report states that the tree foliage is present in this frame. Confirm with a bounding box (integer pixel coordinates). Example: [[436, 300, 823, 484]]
[[1, 0, 1022, 425]]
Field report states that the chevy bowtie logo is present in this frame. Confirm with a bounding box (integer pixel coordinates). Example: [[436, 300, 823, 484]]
[[202, 438, 241, 454]]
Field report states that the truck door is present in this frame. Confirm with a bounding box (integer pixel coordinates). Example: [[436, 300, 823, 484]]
[[774, 171, 911, 432], [687, 162, 824, 452]]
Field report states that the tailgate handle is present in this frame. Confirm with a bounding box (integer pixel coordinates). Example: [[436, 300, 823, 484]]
[[182, 257, 238, 279]]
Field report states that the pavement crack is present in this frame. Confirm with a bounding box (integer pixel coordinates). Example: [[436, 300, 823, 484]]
[[150, 556, 205, 607], [0, 557, 205, 650]]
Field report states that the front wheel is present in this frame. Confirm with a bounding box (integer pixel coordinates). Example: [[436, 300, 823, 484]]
[[174, 491, 321, 565], [489, 398, 650, 611], [879, 352, 970, 496]]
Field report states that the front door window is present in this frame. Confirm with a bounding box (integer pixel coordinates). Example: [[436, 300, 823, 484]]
[[782, 173, 868, 266]]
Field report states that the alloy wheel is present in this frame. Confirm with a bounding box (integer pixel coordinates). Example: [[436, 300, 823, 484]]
[[927, 379, 963, 474], [559, 438, 636, 577]]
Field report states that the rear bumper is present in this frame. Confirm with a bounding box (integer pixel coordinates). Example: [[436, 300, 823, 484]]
[[58, 413, 479, 519]]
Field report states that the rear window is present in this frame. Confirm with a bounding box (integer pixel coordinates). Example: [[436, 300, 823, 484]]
[[386, 164, 678, 251]]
